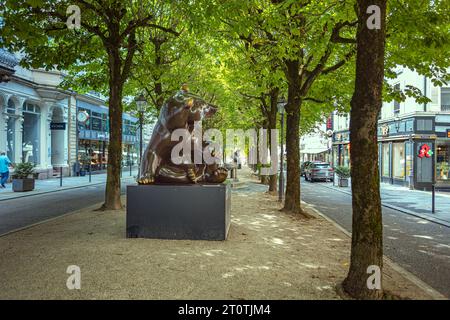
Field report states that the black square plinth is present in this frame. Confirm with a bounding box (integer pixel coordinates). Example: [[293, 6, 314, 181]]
[[126, 184, 231, 240]]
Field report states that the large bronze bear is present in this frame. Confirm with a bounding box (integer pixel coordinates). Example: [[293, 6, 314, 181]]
[[138, 89, 228, 185]]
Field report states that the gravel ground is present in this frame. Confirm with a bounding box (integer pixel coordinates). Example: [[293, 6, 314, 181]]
[[0, 172, 437, 299]]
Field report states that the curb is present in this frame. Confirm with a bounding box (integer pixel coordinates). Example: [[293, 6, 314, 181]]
[[303, 201, 447, 300], [319, 184, 450, 228], [0, 176, 137, 202], [0, 201, 104, 238]]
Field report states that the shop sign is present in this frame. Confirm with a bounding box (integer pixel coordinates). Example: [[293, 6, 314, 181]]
[[50, 122, 66, 130], [326, 115, 333, 130], [381, 124, 389, 136], [418, 144, 433, 158], [447, 129, 450, 138]]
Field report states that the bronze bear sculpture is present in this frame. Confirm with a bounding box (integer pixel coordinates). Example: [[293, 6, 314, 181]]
[[138, 90, 228, 185]]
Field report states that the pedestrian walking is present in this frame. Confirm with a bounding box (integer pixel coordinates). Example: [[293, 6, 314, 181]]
[[0, 152, 14, 188]]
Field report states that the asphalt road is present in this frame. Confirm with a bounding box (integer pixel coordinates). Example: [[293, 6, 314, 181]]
[[301, 179, 450, 298], [0, 183, 128, 236]]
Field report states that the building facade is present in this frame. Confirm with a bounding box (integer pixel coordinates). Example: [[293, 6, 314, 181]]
[[0, 50, 143, 179], [300, 122, 332, 164], [331, 67, 450, 190]]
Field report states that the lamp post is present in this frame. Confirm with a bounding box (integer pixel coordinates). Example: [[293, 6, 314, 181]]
[[409, 133, 414, 190], [135, 93, 147, 166], [278, 98, 287, 202]]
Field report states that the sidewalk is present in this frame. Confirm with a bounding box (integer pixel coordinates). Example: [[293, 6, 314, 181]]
[[0, 169, 139, 201], [322, 181, 450, 226], [0, 168, 441, 299]]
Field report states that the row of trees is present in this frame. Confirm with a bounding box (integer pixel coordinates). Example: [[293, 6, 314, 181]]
[[1, 0, 449, 299]]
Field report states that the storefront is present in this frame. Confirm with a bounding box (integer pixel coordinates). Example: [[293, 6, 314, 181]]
[[332, 130, 351, 168], [436, 138, 450, 183], [377, 115, 450, 190], [75, 99, 139, 175]]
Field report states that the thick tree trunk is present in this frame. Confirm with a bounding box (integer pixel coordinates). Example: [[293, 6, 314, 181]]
[[102, 48, 124, 210], [342, 0, 386, 299], [283, 60, 303, 214], [268, 88, 279, 194]]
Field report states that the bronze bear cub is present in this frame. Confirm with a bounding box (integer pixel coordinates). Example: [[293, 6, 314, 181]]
[[138, 89, 228, 185]]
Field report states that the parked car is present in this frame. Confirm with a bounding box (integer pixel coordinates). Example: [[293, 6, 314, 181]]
[[300, 161, 312, 177], [305, 162, 334, 182]]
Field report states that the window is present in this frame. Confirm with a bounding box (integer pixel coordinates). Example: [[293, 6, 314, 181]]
[[417, 119, 433, 131], [437, 143, 450, 182], [91, 112, 103, 131], [392, 143, 405, 179], [405, 119, 414, 132], [441, 88, 450, 111], [382, 144, 390, 177], [22, 102, 41, 164], [394, 84, 401, 114]]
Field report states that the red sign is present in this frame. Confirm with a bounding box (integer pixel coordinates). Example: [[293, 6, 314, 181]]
[[326, 116, 333, 130], [418, 144, 433, 158]]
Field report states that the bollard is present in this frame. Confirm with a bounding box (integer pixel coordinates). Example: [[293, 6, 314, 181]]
[[432, 184, 435, 214], [60, 166, 63, 187], [89, 164, 92, 183], [130, 162, 132, 176]]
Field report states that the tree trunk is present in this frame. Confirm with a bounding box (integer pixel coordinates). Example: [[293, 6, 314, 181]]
[[343, 0, 386, 299], [283, 60, 303, 214], [268, 88, 279, 194], [102, 48, 124, 210]]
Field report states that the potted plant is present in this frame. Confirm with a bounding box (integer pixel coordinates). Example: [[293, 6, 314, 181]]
[[79, 154, 91, 176], [335, 166, 351, 187], [12, 162, 36, 192]]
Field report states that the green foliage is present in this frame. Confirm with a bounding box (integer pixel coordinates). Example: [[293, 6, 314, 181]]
[[334, 166, 351, 179], [12, 162, 36, 179]]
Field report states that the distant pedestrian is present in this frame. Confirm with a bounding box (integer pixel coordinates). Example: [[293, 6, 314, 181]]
[[0, 152, 14, 188]]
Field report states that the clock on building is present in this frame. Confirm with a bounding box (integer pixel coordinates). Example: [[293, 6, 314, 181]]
[[77, 111, 89, 124]]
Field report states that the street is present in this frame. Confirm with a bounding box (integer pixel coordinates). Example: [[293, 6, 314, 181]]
[[301, 179, 450, 298], [0, 183, 128, 236]]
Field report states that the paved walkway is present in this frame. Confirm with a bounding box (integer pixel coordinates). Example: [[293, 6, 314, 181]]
[[323, 180, 450, 226], [0, 169, 439, 299], [0, 169, 139, 201]]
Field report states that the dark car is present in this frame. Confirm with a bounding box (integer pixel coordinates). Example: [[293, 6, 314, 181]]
[[305, 162, 334, 182], [300, 161, 312, 177]]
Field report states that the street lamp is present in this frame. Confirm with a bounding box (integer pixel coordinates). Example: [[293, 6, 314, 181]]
[[408, 133, 414, 190], [277, 98, 287, 203], [135, 93, 147, 166]]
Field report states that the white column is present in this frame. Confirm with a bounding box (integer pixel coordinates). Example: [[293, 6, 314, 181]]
[[50, 105, 67, 167], [0, 97, 6, 153], [14, 97, 26, 163], [41, 102, 53, 170]]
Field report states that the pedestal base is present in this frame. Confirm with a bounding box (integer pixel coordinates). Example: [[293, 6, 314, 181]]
[[126, 184, 231, 240]]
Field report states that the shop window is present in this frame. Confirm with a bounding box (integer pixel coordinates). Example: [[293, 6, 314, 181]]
[[22, 102, 41, 164], [382, 144, 390, 177], [392, 143, 405, 179], [405, 119, 414, 132], [437, 144, 449, 182]]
